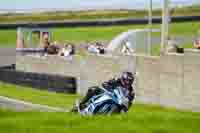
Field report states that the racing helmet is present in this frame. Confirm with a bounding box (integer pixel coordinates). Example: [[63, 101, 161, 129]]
[[120, 71, 134, 87]]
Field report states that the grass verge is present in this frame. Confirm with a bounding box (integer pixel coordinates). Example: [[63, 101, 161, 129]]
[[0, 103, 199, 133], [0, 82, 200, 132], [0, 21, 200, 49], [151, 43, 194, 56], [0, 82, 79, 109], [1, 5, 200, 23]]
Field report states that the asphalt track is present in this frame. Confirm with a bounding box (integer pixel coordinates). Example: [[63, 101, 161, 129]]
[[0, 96, 68, 112]]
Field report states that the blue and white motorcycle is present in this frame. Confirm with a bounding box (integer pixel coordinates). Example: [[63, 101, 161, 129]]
[[74, 87, 130, 115]]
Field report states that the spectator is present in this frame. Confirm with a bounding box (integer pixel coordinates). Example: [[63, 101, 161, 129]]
[[59, 44, 75, 57], [41, 33, 50, 52], [96, 42, 105, 54], [70, 44, 75, 55], [87, 42, 105, 54], [166, 37, 184, 53], [47, 44, 59, 55], [193, 37, 200, 49], [166, 37, 177, 53], [87, 43, 99, 54]]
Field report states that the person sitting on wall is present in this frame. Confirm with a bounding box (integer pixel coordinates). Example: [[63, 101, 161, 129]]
[[193, 37, 200, 49], [59, 43, 75, 57], [87, 42, 105, 54], [166, 37, 184, 54], [166, 37, 177, 53], [46, 44, 60, 55], [96, 42, 105, 54], [87, 43, 99, 54]]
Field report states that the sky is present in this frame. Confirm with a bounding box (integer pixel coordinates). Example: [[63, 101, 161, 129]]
[[0, 0, 199, 11]]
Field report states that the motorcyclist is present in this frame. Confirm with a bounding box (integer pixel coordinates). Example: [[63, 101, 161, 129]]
[[72, 71, 135, 112]]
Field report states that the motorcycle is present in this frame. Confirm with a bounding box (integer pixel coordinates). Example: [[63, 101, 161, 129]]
[[73, 86, 130, 115]]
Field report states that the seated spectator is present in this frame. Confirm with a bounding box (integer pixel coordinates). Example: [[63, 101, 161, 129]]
[[175, 45, 184, 53], [96, 42, 105, 54], [166, 37, 181, 53], [87, 42, 105, 54], [166, 37, 176, 52], [166, 37, 184, 53], [47, 44, 59, 55], [59, 44, 75, 57], [87, 43, 99, 54], [193, 37, 200, 49]]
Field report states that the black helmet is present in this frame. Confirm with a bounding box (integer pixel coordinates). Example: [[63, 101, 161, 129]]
[[120, 71, 134, 87]]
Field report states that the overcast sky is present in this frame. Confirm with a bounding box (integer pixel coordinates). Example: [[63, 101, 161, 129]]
[[0, 0, 199, 11]]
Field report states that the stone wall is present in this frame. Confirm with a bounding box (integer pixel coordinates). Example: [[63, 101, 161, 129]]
[[16, 51, 200, 111], [183, 50, 200, 111], [136, 52, 200, 111], [16, 54, 136, 95], [135, 55, 160, 104], [159, 53, 184, 109], [79, 54, 136, 94], [0, 48, 16, 67]]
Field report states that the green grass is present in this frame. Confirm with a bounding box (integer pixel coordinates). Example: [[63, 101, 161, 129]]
[[151, 45, 161, 56], [52, 24, 148, 43], [0, 104, 200, 133], [0, 5, 200, 23], [0, 22, 199, 56], [150, 43, 195, 56], [0, 10, 150, 23], [0, 24, 148, 48], [0, 82, 79, 109], [0, 30, 17, 48], [182, 43, 194, 49], [0, 82, 200, 132], [169, 22, 200, 36], [1, 21, 200, 48]]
